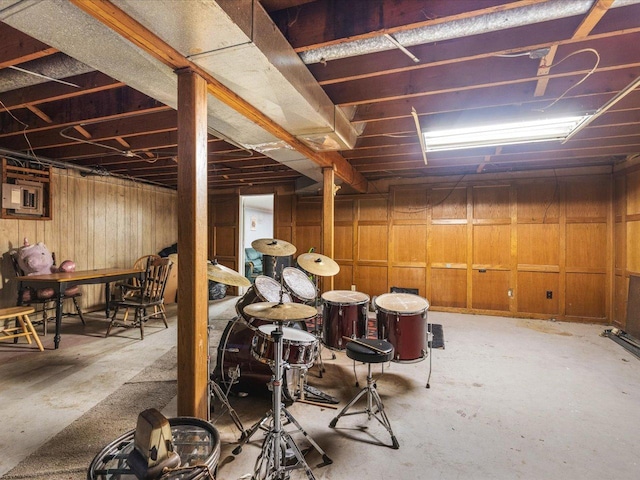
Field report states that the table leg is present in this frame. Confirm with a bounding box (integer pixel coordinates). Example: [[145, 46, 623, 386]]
[[105, 282, 111, 318], [54, 293, 63, 349]]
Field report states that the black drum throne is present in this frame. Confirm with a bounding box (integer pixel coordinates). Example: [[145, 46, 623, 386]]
[[329, 338, 399, 449]]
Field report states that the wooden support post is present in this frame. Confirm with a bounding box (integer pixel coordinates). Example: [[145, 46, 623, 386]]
[[176, 68, 209, 419], [323, 166, 336, 292]]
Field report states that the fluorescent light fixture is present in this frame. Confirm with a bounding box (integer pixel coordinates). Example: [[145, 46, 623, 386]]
[[423, 114, 592, 152]]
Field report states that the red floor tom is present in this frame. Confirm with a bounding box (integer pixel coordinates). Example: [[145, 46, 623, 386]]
[[321, 290, 369, 350], [375, 292, 429, 362]]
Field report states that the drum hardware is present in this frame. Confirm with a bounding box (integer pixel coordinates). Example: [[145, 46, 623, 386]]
[[88, 417, 221, 480], [209, 366, 248, 441], [295, 253, 341, 376], [328, 339, 399, 450], [208, 317, 248, 441], [310, 273, 333, 378], [233, 301, 332, 479]]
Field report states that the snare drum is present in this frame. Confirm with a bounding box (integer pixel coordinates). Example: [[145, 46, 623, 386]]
[[321, 290, 370, 350], [236, 275, 292, 323], [252, 324, 318, 368], [215, 316, 306, 394], [282, 267, 316, 304], [375, 293, 429, 362]]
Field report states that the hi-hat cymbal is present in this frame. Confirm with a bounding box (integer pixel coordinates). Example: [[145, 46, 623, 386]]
[[243, 301, 317, 321], [297, 252, 340, 277], [207, 262, 251, 287], [251, 238, 296, 257]]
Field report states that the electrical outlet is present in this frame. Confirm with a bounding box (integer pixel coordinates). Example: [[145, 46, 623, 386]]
[[546, 290, 553, 299], [507, 289, 513, 297]]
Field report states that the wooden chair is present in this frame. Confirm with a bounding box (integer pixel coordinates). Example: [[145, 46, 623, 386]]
[[10, 251, 85, 335], [111, 254, 161, 319], [106, 257, 173, 340], [0, 306, 44, 351]]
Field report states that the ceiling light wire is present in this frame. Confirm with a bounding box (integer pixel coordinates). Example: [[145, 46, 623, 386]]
[[537, 48, 600, 111]]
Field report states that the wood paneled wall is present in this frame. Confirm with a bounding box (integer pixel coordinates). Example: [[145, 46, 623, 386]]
[[613, 165, 640, 328], [0, 168, 178, 310], [294, 175, 612, 323]]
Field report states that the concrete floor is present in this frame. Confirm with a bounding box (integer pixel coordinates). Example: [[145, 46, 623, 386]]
[[1, 297, 639, 479]]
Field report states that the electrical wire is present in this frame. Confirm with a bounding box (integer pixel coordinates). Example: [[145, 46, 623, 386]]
[[0, 96, 42, 167], [59, 125, 144, 159], [537, 48, 600, 111]]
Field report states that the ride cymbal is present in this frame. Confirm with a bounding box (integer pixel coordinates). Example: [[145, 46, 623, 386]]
[[251, 238, 296, 257], [243, 301, 317, 321], [296, 252, 340, 277], [207, 262, 251, 287]]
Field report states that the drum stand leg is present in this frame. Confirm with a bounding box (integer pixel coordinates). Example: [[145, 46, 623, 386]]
[[329, 363, 399, 449], [210, 376, 248, 441], [426, 323, 433, 389], [232, 325, 332, 479], [312, 276, 335, 378]]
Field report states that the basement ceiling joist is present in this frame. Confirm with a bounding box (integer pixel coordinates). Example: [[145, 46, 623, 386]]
[[0, 0, 639, 192]]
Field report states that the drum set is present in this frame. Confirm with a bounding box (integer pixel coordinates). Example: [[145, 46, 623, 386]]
[[206, 238, 432, 479]]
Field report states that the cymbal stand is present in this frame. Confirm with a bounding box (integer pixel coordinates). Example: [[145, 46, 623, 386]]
[[232, 321, 332, 479], [312, 274, 334, 379]]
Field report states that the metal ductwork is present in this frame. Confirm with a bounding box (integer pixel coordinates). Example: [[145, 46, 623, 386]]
[[0, 52, 94, 93], [0, 0, 361, 187], [300, 0, 640, 64]]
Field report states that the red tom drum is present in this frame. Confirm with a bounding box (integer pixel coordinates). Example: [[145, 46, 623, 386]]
[[251, 324, 318, 368], [375, 293, 429, 362], [321, 290, 369, 350]]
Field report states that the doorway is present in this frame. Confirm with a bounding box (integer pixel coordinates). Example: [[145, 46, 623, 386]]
[[240, 194, 274, 286]]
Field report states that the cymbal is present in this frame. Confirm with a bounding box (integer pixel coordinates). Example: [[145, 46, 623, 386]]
[[251, 238, 296, 257], [296, 253, 340, 277], [207, 262, 251, 287], [243, 301, 317, 321]]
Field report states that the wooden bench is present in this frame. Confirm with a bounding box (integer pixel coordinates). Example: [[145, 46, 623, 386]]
[[0, 306, 44, 351]]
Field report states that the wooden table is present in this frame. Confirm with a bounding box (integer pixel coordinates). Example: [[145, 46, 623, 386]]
[[15, 268, 142, 349]]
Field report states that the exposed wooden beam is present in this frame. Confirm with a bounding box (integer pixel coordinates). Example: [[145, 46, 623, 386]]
[[74, 125, 93, 139], [573, 0, 616, 39], [25, 105, 53, 124], [0, 71, 122, 111], [331, 63, 640, 108], [68, 0, 368, 193], [310, 22, 640, 86], [0, 23, 57, 67], [0, 88, 165, 139], [535, 0, 615, 97]]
